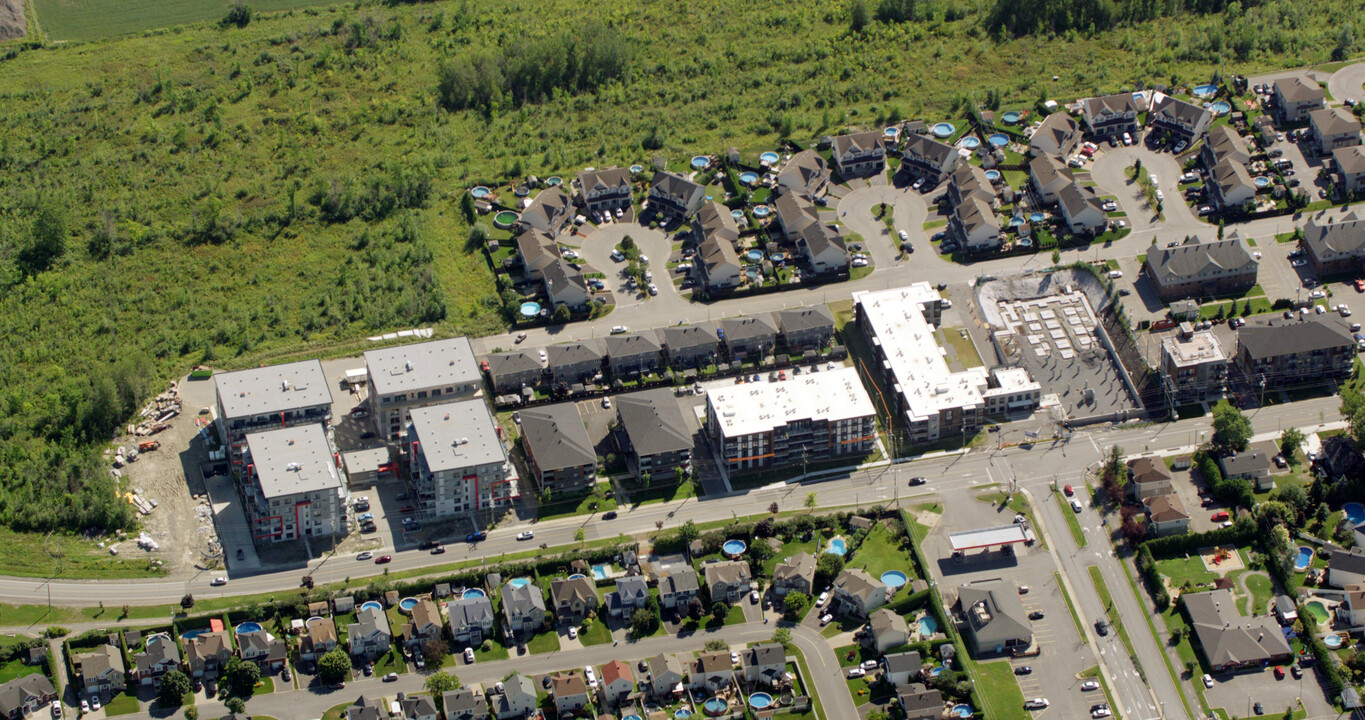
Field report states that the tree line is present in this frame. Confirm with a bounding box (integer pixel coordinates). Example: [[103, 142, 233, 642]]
[[984, 0, 1261, 37]]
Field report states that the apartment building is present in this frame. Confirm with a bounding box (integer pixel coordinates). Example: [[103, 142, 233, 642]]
[[405, 400, 515, 519], [364, 338, 481, 442], [241, 424, 348, 542], [215, 360, 333, 467]]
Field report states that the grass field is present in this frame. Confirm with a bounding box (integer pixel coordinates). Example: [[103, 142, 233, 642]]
[[32, 0, 336, 41], [970, 659, 1027, 720], [0, 528, 167, 580], [577, 620, 612, 646], [0, 658, 39, 684], [847, 522, 916, 580], [102, 692, 141, 717], [526, 629, 560, 655]]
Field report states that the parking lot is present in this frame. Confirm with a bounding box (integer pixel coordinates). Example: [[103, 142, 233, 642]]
[[1204, 661, 1336, 720]]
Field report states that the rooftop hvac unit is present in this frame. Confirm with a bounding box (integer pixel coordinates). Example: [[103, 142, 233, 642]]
[[405, 361, 414, 371], [286, 462, 302, 471]]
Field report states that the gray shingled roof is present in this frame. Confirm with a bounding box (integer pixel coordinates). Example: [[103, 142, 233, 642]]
[[1184, 588, 1291, 667], [615, 389, 692, 457], [520, 404, 594, 472], [776, 305, 835, 335], [902, 134, 955, 165], [1145, 236, 1256, 284], [721, 315, 779, 343], [546, 341, 603, 368], [486, 350, 542, 377], [1152, 95, 1210, 126], [1312, 106, 1362, 136], [661, 324, 718, 352], [1237, 319, 1354, 361], [1030, 113, 1080, 156], [577, 168, 631, 196], [502, 581, 546, 618], [1303, 212, 1365, 257], [1082, 92, 1140, 118], [604, 330, 661, 359], [1333, 147, 1365, 175], [833, 131, 886, 157], [1276, 73, 1324, 103]]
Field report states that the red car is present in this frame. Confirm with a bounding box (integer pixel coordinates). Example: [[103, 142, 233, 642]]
[[374, 555, 392, 564], [1210, 511, 1230, 522], [1063, 484, 1074, 496], [1274, 666, 1285, 680]]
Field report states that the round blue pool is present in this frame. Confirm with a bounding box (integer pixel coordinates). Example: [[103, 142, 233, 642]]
[[568, 573, 588, 580], [770, 253, 784, 262], [235, 622, 262, 635], [1010, 215, 1026, 227], [1325, 634, 1344, 649], [933, 122, 956, 138], [884, 126, 901, 138], [1342, 502, 1365, 525], [760, 152, 780, 164], [1193, 84, 1218, 97], [519, 302, 542, 317], [740, 171, 759, 185], [985, 170, 1001, 182], [930, 666, 945, 677], [1019, 237, 1033, 247], [1211, 101, 1232, 115], [398, 597, 419, 612], [746, 250, 764, 262], [691, 156, 710, 169], [1029, 211, 1046, 222], [752, 205, 771, 218], [919, 616, 940, 635], [881, 571, 908, 588], [675, 710, 693, 719], [360, 601, 382, 612], [630, 165, 644, 174], [508, 578, 532, 589], [988, 133, 1010, 147], [731, 209, 745, 221], [470, 186, 490, 198], [826, 537, 847, 556], [959, 136, 980, 149], [545, 176, 562, 186], [1295, 547, 1314, 571], [624, 716, 643, 720], [703, 697, 728, 715], [723, 539, 748, 556], [1255, 175, 1271, 188], [952, 704, 974, 718], [1002, 111, 1022, 124], [749, 693, 774, 709], [462, 588, 487, 599]]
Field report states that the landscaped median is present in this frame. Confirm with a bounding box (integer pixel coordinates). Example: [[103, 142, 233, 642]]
[[1054, 492, 1088, 547]]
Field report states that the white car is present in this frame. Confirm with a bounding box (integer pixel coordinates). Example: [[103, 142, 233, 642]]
[[584, 666, 597, 687], [1107, 270, 1123, 279], [750, 590, 760, 604], [819, 613, 834, 626], [1316, 305, 1327, 314], [79, 701, 88, 715], [1068, 156, 1084, 168], [1155, 189, 1164, 202], [731, 652, 740, 665], [1024, 699, 1050, 710], [1252, 251, 1262, 259], [817, 591, 830, 606], [899, 230, 909, 241], [941, 299, 952, 309], [49, 702, 59, 718], [1174, 141, 1187, 153], [88, 698, 99, 712], [1148, 173, 1159, 185], [210, 577, 228, 586], [560, 249, 579, 260], [1310, 289, 1326, 299], [601, 396, 611, 409], [538, 349, 547, 361], [568, 626, 578, 640], [1122, 133, 1132, 146], [464, 647, 475, 663], [1291, 258, 1307, 267], [357, 551, 373, 561], [1081, 680, 1100, 691], [1092, 707, 1112, 718], [1102, 201, 1117, 212], [851, 258, 869, 268], [648, 283, 659, 296], [638, 255, 648, 264], [516, 530, 535, 541], [1202, 674, 1214, 688], [847, 667, 866, 678], [861, 660, 880, 670]]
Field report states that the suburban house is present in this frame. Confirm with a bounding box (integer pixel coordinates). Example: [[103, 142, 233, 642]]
[[443, 689, 484, 720], [900, 134, 961, 186], [1029, 112, 1081, 158], [703, 561, 752, 604], [299, 618, 337, 661], [795, 221, 850, 275], [947, 164, 996, 209], [519, 403, 597, 495], [345, 696, 387, 720], [1331, 147, 1365, 195], [1341, 587, 1365, 629], [772, 192, 821, 242], [771, 552, 816, 598], [776, 150, 831, 198], [659, 567, 700, 610], [831, 568, 888, 619], [1273, 595, 1299, 626], [1149, 95, 1212, 146], [692, 200, 743, 295], [831, 131, 887, 177], [1273, 73, 1326, 123], [543, 258, 590, 311], [661, 324, 719, 369], [1144, 493, 1191, 535], [950, 195, 1002, 252], [398, 598, 444, 654], [1234, 319, 1356, 389], [881, 651, 923, 687], [1321, 435, 1365, 480], [1142, 236, 1258, 301], [398, 694, 438, 720], [1219, 451, 1273, 491], [955, 581, 1033, 655], [550, 576, 600, 623], [132, 634, 180, 687], [646, 654, 685, 700], [446, 596, 496, 646], [1201, 125, 1252, 170], [742, 644, 786, 687], [720, 314, 779, 360], [551, 673, 591, 717], [75, 645, 126, 695], [1207, 157, 1256, 212], [599, 660, 635, 709], [1029, 155, 1074, 205], [648, 171, 706, 222], [608, 576, 651, 619], [604, 331, 662, 378], [689, 652, 734, 693], [776, 305, 835, 353], [237, 629, 288, 673], [185, 631, 234, 679], [1328, 547, 1365, 588], [495, 675, 538, 720], [347, 606, 392, 660], [614, 389, 693, 478], [867, 608, 911, 653], [515, 229, 560, 282], [1303, 212, 1365, 275], [1081, 92, 1141, 139], [486, 350, 543, 395], [897, 683, 946, 720], [576, 168, 633, 216], [1310, 107, 1363, 156], [1126, 456, 1174, 501], [1183, 588, 1292, 671], [1057, 181, 1108, 235], [0, 676, 56, 720], [502, 581, 547, 636], [546, 342, 603, 386], [1160, 329, 1229, 405], [517, 187, 573, 237]]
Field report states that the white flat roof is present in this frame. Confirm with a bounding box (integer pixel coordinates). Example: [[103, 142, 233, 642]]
[[215, 360, 332, 420], [949, 525, 1029, 551], [407, 399, 507, 472], [244, 424, 343, 499], [364, 337, 479, 396], [1162, 330, 1227, 367], [706, 367, 875, 439], [853, 284, 989, 423]]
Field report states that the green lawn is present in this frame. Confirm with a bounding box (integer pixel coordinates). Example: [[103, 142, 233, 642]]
[[526, 629, 561, 655], [322, 702, 352, 720], [1243, 573, 1273, 616], [847, 522, 916, 581], [939, 327, 984, 368], [537, 490, 618, 521], [473, 639, 511, 662], [1055, 571, 1088, 642], [577, 620, 613, 646], [1089, 568, 1141, 677], [1054, 493, 1088, 547], [625, 479, 696, 506], [102, 692, 141, 718], [764, 539, 818, 577], [254, 676, 275, 694], [371, 648, 406, 676], [0, 658, 40, 684], [969, 659, 1027, 720]]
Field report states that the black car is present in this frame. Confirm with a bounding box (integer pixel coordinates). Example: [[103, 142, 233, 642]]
[[466, 531, 487, 543], [1028, 611, 1045, 620], [601, 511, 618, 520], [1015, 666, 1032, 675], [1095, 619, 1110, 636], [908, 477, 928, 486], [1254, 703, 1263, 715]]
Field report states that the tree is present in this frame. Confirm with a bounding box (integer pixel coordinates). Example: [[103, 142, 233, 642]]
[[1280, 428, 1305, 462], [224, 698, 247, 715], [574, 527, 585, 543], [815, 552, 845, 588], [184, 707, 199, 720], [552, 304, 571, 324], [704, 639, 730, 652], [19, 205, 67, 276], [1211, 400, 1252, 452], [317, 648, 351, 685], [805, 492, 818, 510], [771, 627, 793, 649], [710, 602, 730, 622], [221, 1, 252, 27], [768, 502, 779, 514], [425, 671, 462, 710], [620, 236, 636, 251], [783, 591, 812, 621], [422, 638, 450, 667], [1334, 24, 1356, 62], [222, 656, 259, 698], [849, 0, 870, 31], [679, 519, 699, 545], [868, 711, 891, 720], [630, 607, 661, 637], [158, 671, 190, 707]]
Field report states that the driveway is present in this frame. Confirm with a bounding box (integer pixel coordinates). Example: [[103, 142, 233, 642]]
[[1089, 146, 1211, 238], [837, 185, 931, 262], [1328, 63, 1365, 105]]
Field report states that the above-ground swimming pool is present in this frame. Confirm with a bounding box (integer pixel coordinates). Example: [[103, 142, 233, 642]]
[[398, 597, 419, 613], [988, 133, 1010, 147], [629, 165, 644, 174], [884, 126, 901, 138], [702, 697, 728, 716], [952, 704, 974, 718], [623, 716, 643, 720], [470, 186, 490, 198], [306, 616, 327, 628], [1029, 211, 1046, 222], [493, 210, 519, 229], [1305, 600, 1331, 624], [919, 616, 940, 635], [752, 205, 771, 218], [1325, 634, 1345, 649], [760, 151, 780, 164], [1295, 547, 1314, 571], [360, 601, 383, 612], [1010, 215, 1026, 227], [691, 156, 710, 169], [462, 588, 486, 600], [723, 539, 748, 556], [591, 564, 609, 580], [1193, 84, 1219, 97], [519, 302, 542, 318], [1210, 101, 1232, 115], [739, 171, 760, 185], [749, 693, 774, 709], [930, 666, 945, 677], [731, 209, 746, 221], [932, 122, 956, 138], [1254, 176, 1272, 188], [508, 577, 532, 589], [882, 571, 908, 588], [746, 250, 764, 262], [959, 136, 980, 149], [513, 186, 529, 197], [826, 537, 847, 556], [1002, 111, 1022, 124], [235, 622, 262, 635], [985, 170, 1001, 182], [675, 709, 693, 719], [568, 574, 587, 581], [545, 176, 562, 186], [1343, 502, 1365, 526]]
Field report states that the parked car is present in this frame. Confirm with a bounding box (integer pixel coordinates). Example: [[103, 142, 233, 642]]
[[1070, 498, 1084, 513], [464, 648, 475, 664], [1015, 666, 1032, 675], [819, 614, 834, 626], [817, 592, 830, 606], [1092, 706, 1112, 718], [383, 673, 399, 682], [1081, 680, 1099, 691], [1202, 674, 1214, 688], [1063, 484, 1074, 496], [1024, 699, 1050, 710], [1029, 611, 1045, 620], [50, 702, 60, 719]]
